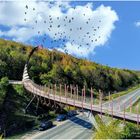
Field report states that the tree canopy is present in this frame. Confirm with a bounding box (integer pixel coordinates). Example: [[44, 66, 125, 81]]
[[0, 38, 139, 95]]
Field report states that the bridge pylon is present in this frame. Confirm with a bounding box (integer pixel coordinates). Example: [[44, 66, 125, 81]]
[[22, 64, 30, 81]]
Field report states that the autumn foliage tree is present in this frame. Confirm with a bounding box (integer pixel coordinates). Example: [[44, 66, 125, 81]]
[[0, 38, 139, 96]]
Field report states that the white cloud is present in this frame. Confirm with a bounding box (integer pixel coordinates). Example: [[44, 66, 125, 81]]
[[135, 21, 140, 27], [0, 1, 118, 57], [58, 42, 95, 57]]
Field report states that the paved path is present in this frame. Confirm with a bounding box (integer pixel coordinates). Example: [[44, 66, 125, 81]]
[[99, 88, 140, 124], [9, 80, 23, 85], [103, 88, 140, 111], [30, 114, 93, 139]]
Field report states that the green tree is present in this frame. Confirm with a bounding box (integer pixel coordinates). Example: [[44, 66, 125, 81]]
[[94, 115, 122, 139], [121, 122, 140, 139], [0, 38, 139, 94], [40, 62, 65, 85], [0, 77, 9, 95], [0, 77, 9, 106], [0, 60, 8, 78]]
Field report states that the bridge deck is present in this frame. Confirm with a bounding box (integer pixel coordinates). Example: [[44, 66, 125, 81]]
[[23, 80, 140, 124]]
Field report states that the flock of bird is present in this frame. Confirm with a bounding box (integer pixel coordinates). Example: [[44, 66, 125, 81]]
[[24, 3, 102, 57]]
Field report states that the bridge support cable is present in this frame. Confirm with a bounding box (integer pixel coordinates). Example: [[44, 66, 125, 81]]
[[76, 85, 79, 101], [34, 84, 37, 95], [137, 104, 139, 127], [108, 92, 111, 110], [59, 84, 62, 104], [130, 97, 133, 113], [66, 85, 69, 103], [43, 97, 46, 105], [64, 84, 66, 103], [74, 87, 76, 107], [41, 97, 44, 105], [90, 88, 93, 113], [32, 85, 35, 96], [54, 84, 56, 107], [36, 97, 40, 113], [72, 86, 74, 106], [70, 85, 72, 99], [83, 86, 86, 103], [25, 95, 36, 113], [101, 94, 103, 119], [118, 95, 121, 111], [123, 103, 126, 123], [111, 97, 113, 119], [82, 89, 84, 113], [47, 85, 50, 105], [99, 90, 103, 119]]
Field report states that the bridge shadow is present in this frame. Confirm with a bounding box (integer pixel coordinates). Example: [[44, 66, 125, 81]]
[[68, 115, 93, 129]]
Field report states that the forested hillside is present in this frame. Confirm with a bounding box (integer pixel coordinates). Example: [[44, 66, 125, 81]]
[[0, 38, 139, 94]]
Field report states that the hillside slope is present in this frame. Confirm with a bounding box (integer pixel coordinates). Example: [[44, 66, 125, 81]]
[[0, 38, 139, 94]]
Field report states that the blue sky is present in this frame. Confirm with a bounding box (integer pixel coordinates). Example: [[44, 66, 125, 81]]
[[0, 1, 140, 70], [93, 1, 140, 70]]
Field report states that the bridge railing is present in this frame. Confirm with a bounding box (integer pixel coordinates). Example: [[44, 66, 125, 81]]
[[30, 81, 100, 105], [23, 80, 140, 124]]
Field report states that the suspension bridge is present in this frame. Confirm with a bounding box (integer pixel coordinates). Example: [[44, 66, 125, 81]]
[[20, 46, 140, 125]]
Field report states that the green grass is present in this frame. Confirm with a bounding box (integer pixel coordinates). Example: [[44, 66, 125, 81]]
[[126, 99, 140, 114], [105, 84, 140, 101]]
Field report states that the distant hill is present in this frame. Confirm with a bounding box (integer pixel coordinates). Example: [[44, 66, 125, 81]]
[[134, 71, 140, 78], [0, 38, 139, 94]]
